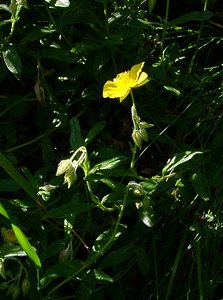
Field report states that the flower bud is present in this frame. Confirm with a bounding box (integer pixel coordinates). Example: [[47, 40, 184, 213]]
[[140, 128, 148, 142], [64, 167, 77, 189], [132, 129, 142, 149], [56, 159, 72, 176]]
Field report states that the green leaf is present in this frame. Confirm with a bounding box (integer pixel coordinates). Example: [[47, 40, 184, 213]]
[[0, 151, 39, 204], [41, 48, 76, 63], [85, 121, 106, 144], [162, 151, 205, 175], [45, 0, 70, 7], [0, 244, 26, 259], [0, 4, 10, 12], [170, 10, 213, 25], [190, 171, 210, 201], [135, 245, 150, 275], [45, 202, 94, 218], [0, 203, 41, 268], [21, 28, 56, 44], [20, 0, 28, 9], [40, 239, 66, 261], [40, 260, 83, 288], [11, 223, 41, 268], [2, 45, 22, 78], [69, 117, 84, 150], [87, 224, 127, 264], [164, 86, 181, 96], [135, 196, 154, 227], [90, 156, 127, 173], [93, 269, 113, 282], [0, 179, 19, 192], [100, 243, 134, 268]]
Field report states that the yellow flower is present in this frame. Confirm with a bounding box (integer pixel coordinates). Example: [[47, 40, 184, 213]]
[[103, 62, 149, 102]]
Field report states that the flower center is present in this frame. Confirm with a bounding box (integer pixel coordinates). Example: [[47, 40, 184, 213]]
[[116, 71, 135, 88]]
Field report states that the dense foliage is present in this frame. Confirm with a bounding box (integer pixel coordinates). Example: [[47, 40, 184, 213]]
[[1, 0, 223, 299]]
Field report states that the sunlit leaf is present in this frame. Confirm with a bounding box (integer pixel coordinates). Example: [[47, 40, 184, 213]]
[[90, 156, 127, 173], [93, 269, 113, 282], [2, 45, 22, 78], [162, 151, 205, 175], [135, 196, 154, 227], [45, 0, 70, 7], [0, 203, 41, 268], [164, 86, 181, 96]]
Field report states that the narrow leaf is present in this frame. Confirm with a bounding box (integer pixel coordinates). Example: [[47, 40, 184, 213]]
[[162, 151, 205, 175], [0, 203, 41, 268], [171, 10, 213, 25], [69, 117, 84, 150], [93, 269, 113, 282], [85, 121, 106, 144], [0, 151, 40, 204], [45, 202, 94, 218], [90, 156, 127, 173], [11, 224, 41, 268]]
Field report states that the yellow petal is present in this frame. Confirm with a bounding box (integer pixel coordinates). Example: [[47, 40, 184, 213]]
[[129, 62, 145, 81], [103, 81, 129, 99], [135, 72, 149, 87], [119, 89, 131, 102]]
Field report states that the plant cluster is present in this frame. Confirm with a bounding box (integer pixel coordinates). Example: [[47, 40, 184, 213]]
[[1, 0, 223, 299]]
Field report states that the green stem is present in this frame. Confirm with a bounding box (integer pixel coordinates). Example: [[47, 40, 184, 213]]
[[103, 2, 116, 74], [187, 0, 208, 75], [197, 239, 203, 300], [161, 0, 170, 60], [130, 91, 137, 171], [85, 180, 115, 212], [165, 232, 186, 300]]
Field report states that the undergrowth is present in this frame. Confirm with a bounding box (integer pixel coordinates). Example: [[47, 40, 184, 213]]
[[1, 0, 223, 299]]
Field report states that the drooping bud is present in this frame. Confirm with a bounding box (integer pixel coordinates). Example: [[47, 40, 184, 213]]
[[56, 159, 72, 176]]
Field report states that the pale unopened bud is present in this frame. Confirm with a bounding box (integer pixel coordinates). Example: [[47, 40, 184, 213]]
[[64, 167, 77, 188], [140, 128, 148, 142], [34, 79, 45, 104], [132, 129, 142, 149], [56, 159, 72, 176]]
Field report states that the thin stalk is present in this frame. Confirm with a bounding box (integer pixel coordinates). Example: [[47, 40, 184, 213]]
[[187, 0, 208, 75], [161, 0, 170, 60], [43, 0, 71, 47], [130, 91, 137, 171], [153, 231, 159, 300], [197, 240, 203, 300], [165, 232, 186, 300], [103, 2, 117, 75]]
